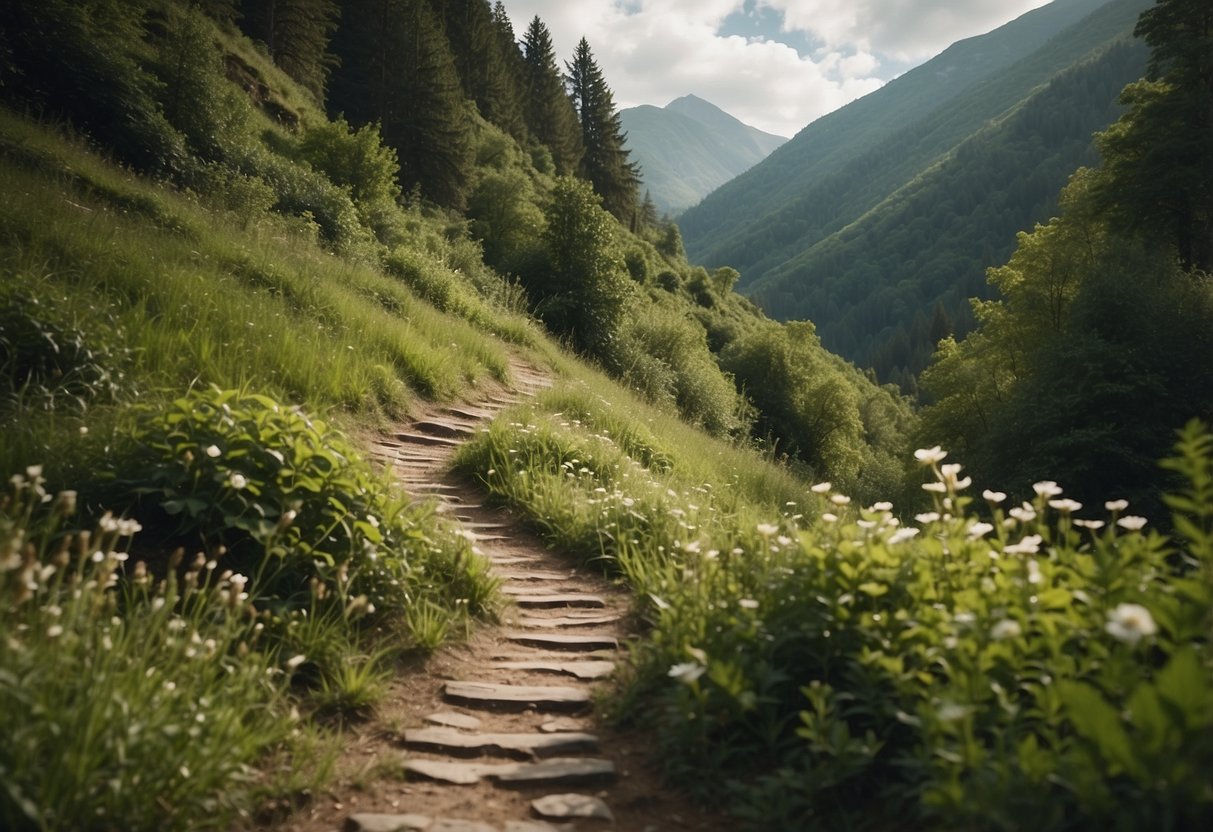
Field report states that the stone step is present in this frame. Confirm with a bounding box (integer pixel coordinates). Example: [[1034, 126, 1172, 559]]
[[402, 757, 616, 788], [402, 726, 598, 759], [443, 681, 591, 712], [346, 812, 559, 832], [490, 660, 615, 681], [394, 432, 463, 447], [493, 570, 577, 583], [531, 793, 615, 822], [515, 614, 622, 629], [502, 591, 606, 609], [503, 632, 619, 652], [413, 420, 478, 438]]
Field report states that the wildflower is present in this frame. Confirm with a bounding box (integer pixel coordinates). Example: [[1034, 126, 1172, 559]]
[[205, 445, 221, 458], [811, 482, 832, 494], [915, 446, 947, 465], [830, 494, 851, 506], [915, 512, 940, 525], [1033, 481, 1063, 498], [1009, 503, 1037, 523], [982, 490, 1007, 504], [366, 514, 379, 529], [738, 599, 759, 610], [1004, 535, 1043, 556], [1026, 560, 1043, 584], [285, 654, 307, 670], [668, 662, 706, 685], [1048, 498, 1083, 514], [869, 502, 893, 513], [991, 619, 1022, 640], [756, 523, 779, 537], [1074, 519, 1105, 531], [922, 481, 947, 494], [682, 540, 702, 554], [821, 513, 838, 523], [228, 472, 248, 490], [1117, 515, 1148, 531], [966, 521, 994, 540], [46, 624, 64, 638], [1105, 499, 1129, 513], [776, 535, 792, 546], [889, 528, 919, 545], [1105, 603, 1157, 645]]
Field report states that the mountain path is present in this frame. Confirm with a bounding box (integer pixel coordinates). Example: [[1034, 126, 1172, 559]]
[[269, 358, 727, 832]]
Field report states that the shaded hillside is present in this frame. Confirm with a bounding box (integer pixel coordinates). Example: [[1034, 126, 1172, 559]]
[[750, 37, 1149, 391], [621, 94, 785, 215], [679, 0, 1144, 279]]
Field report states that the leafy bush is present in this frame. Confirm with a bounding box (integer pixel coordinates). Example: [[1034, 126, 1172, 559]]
[[112, 387, 495, 630]]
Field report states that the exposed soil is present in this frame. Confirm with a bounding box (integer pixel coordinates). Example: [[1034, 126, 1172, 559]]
[[262, 359, 731, 832]]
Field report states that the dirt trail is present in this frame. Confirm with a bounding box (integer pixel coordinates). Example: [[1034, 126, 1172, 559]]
[[271, 360, 728, 832]]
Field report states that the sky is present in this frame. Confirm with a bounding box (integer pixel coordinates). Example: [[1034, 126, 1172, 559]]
[[503, 0, 1054, 138]]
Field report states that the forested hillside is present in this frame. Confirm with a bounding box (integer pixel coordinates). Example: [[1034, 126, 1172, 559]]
[[680, 0, 1151, 387], [751, 37, 1148, 390], [2, 1, 1212, 831], [621, 95, 786, 215]]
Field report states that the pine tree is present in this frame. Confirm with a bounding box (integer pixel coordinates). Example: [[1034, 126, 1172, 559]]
[[566, 37, 640, 225], [239, 0, 339, 102], [330, 0, 474, 209], [431, 0, 525, 141], [521, 16, 583, 175]]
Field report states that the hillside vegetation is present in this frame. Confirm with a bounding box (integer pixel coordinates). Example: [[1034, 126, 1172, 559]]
[[1, 1, 1212, 830], [680, 0, 1151, 387]]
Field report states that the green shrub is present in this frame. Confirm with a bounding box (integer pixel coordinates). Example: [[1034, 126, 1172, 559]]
[[111, 387, 495, 630]]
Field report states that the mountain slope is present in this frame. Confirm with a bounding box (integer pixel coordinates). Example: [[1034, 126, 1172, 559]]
[[751, 37, 1149, 390], [621, 94, 786, 215], [679, 0, 1145, 278]]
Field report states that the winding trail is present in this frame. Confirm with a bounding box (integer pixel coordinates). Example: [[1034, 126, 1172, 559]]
[[275, 360, 726, 832]]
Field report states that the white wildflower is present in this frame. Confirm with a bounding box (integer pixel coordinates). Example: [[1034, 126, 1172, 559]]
[[228, 472, 247, 490], [1049, 498, 1083, 514], [756, 523, 779, 537], [811, 482, 832, 494], [830, 494, 851, 506], [889, 527, 919, 545], [1105, 499, 1129, 513], [1033, 481, 1063, 498], [1105, 603, 1157, 645], [205, 445, 221, 458], [668, 662, 706, 685], [966, 521, 994, 541], [738, 598, 759, 610], [982, 490, 1007, 504], [915, 512, 940, 525], [1117, 515, 1148, 531], [1004, 535, 1043, 556], [990, 619, 1022, 641], [914, 446, 947, 465]]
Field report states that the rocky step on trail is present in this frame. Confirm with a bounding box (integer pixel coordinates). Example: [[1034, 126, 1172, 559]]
[[267, 359, 727, 832]]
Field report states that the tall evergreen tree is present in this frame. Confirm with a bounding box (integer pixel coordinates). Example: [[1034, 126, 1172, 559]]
[[329, 0, 473, 209], [566, 37, 641, 225], [1095, 0, 1213, 271], [521, 16, 582, 175], [239, 0, 339, 101], [431, 0, 525, 141]]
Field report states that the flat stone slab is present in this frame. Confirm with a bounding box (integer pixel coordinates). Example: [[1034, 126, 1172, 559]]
[[345, 813, 432, 832], [504, 632, 618, 652], [539, 717, 586, 734], [531, 793, 615, 822], [413, 420, 477, 437], [394, 431, 462, 447], [403, 758, 616, 788], [488, 556, 542, 566], [503, 591, 606, 609], [444, 681, 592, 712], [403, 726, 598, 759], [491, 660, 615, 680], [424, 711, 483, 730], [516, 614, 621, 629], [494, 570, 577, 582]]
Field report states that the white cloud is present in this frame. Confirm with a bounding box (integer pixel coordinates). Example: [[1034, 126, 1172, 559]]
[[500, 1, 1052, 137]]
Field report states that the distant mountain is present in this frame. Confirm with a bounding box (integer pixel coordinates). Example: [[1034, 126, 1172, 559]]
[[677, 0, 1151, 390], [620, 95, 786, 216]]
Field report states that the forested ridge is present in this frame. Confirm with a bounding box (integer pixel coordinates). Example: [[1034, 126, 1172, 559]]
[[1, 1, 1212, 830]]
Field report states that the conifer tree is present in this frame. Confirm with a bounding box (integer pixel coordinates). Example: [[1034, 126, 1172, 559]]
[[432, 0, 525, 141], [330, 0, 473, 209], [239, 0, 339, 101], [566, 37, 641, 225], [521, 16, 583, 175]]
